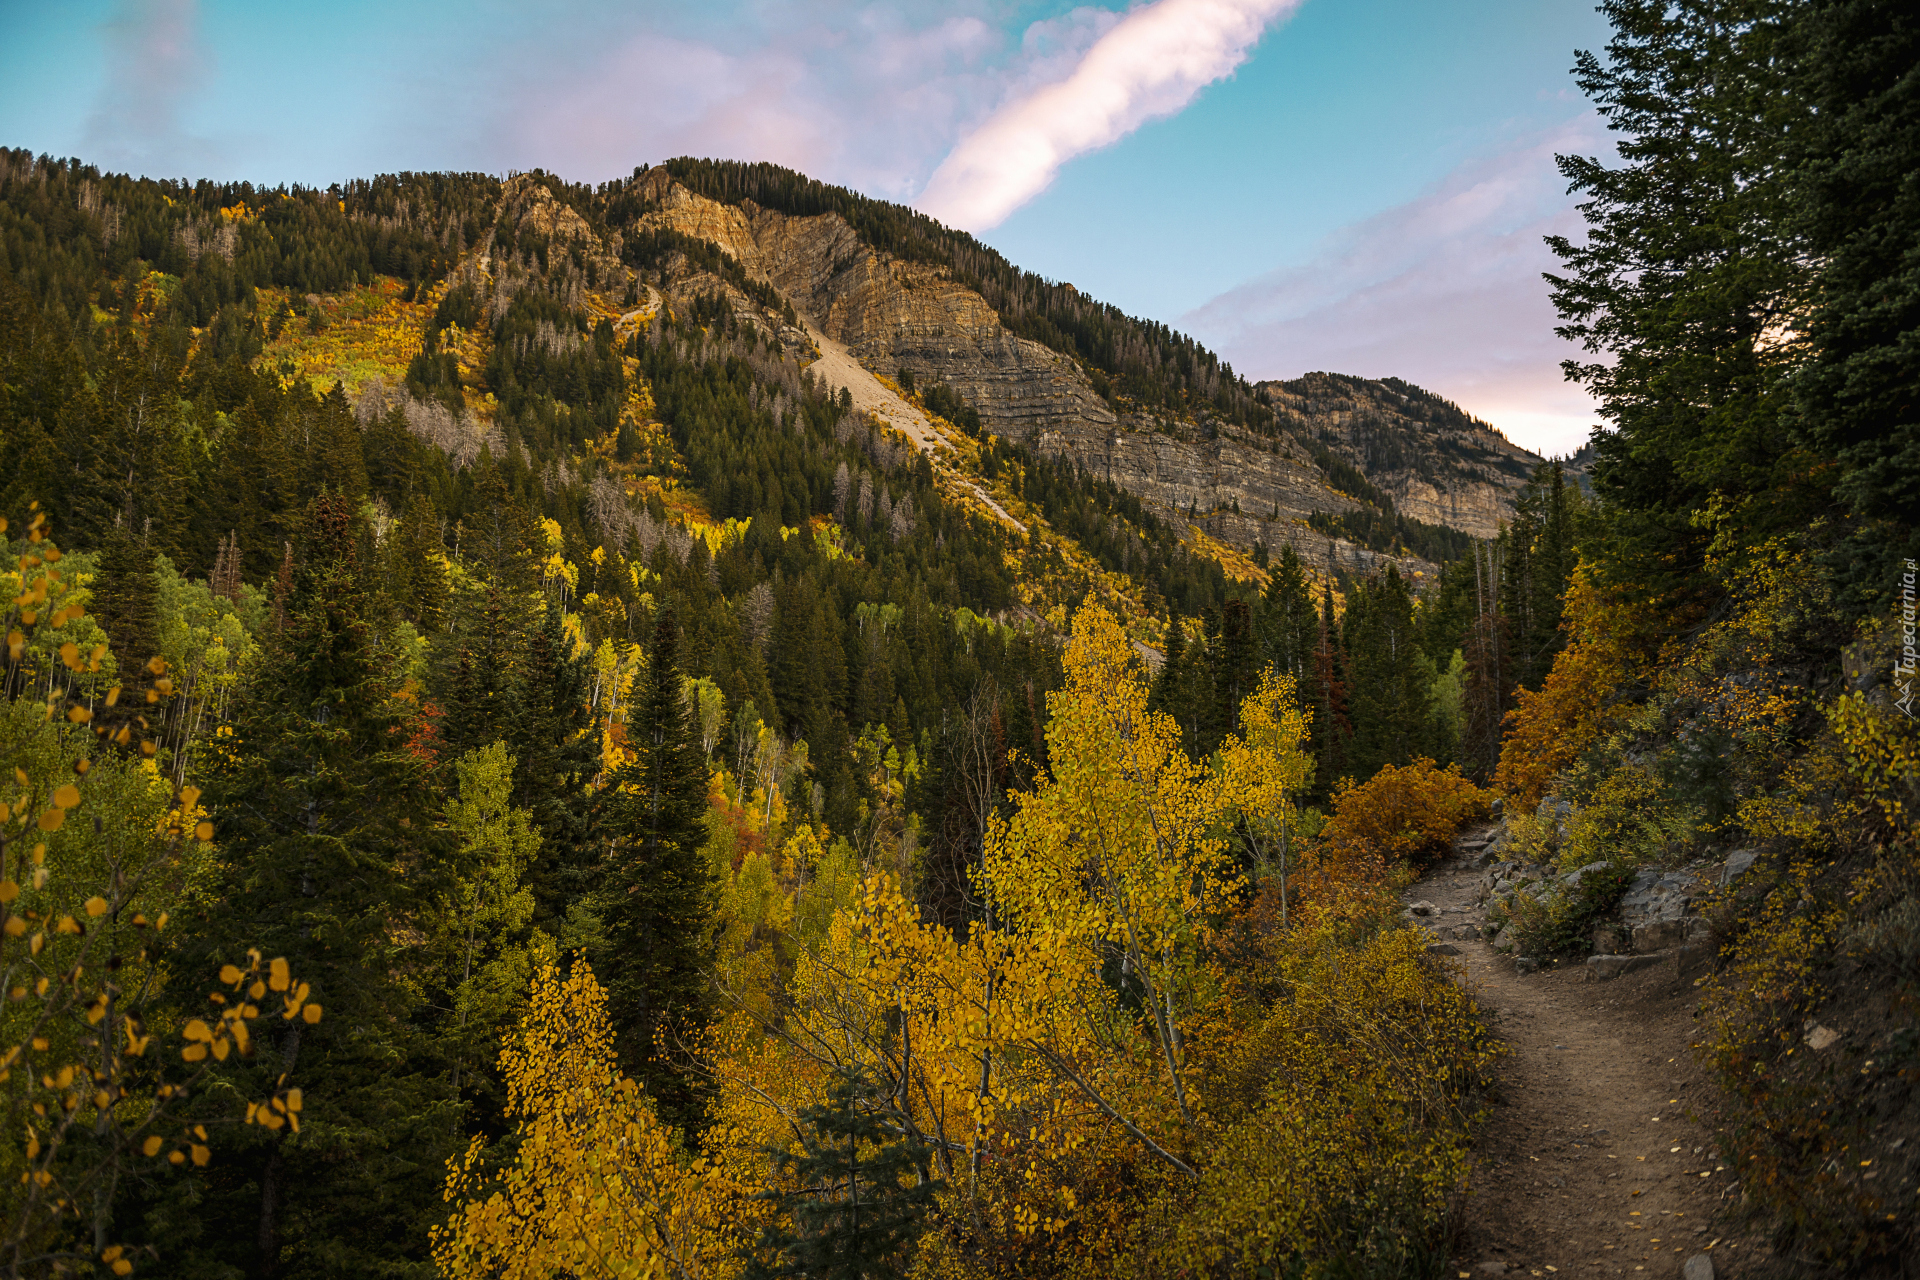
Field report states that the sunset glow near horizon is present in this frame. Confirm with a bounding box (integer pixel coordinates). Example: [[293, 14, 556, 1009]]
[[0, 0, 1615, 457]]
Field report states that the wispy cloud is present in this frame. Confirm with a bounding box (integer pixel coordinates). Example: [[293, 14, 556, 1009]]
[[916, 0, 1303, 230], [1182, 117, 1609, 457], [83, 0, 213, 176]]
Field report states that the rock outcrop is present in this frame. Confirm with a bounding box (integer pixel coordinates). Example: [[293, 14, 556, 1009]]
[[1264, 373, 1547, 540]]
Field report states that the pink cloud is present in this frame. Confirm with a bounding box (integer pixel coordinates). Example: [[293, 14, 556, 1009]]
[[917, 0, 1304, 230], [84, 0, 216, 175], [1182, 117, 1610, 457]]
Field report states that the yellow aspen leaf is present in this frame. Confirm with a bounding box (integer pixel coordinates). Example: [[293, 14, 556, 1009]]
[[105, 686, 122, 707], [168, 1150, 184, 1165], [38, 809, 65, 831], [302, 1003, 322, 1024], [183, 1019, 212, 1042], [179, 785, 201, 809], [84, 896, 109, 917], [191, 1145, 210, 1165], [269, 957, 291, 992], [0, 881, 17, 903], [66, 706, 91, 724], [59, 643, 80, 670], [194, 822, 213, 841], [53, 915, 79, 934], [111, 1261, 132, 1277], [220, 965, 243, 985]]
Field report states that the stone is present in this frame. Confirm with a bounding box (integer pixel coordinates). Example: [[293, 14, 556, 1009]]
[[1591, 925, 1625, 955], [1406, 900, 1440, 917], [1587, 954, 1660, 980], [1426, 942, 1461, 956], [1561, 860, 1612, 890], [1632, 919, 1688, 953], [1805, 1024, 1840, 1051], [1474, 1262, 1510, 1276], [1514, 957, 1539, 974], [1490, 927, 1512, 953], [1488, 796, 1504, 818], [1720, 849, 1758, 887], [1682, 1254, 1715, 1280]]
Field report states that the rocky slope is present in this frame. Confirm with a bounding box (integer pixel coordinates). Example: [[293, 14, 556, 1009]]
[[1264, 373, 1546, 540], [610, 169, 1546, 577]]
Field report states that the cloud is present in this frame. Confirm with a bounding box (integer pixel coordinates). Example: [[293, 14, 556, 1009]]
[[1182, 117, 1610, 457], [488, 3, 1019, 200], [916, 0, 1303, 231], [83, 0, 213, 175]]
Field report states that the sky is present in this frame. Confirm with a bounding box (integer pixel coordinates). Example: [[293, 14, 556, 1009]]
[[0, 0, 1616, 456]]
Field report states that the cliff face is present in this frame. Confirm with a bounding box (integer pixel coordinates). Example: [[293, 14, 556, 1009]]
[[625, 171, 1536, 575], [1264, 373, 1545, 539]]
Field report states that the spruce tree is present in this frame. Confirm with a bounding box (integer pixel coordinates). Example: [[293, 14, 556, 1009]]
[[155, 494, 458, 1278], [1259, 544, 1318, 688], [516, 599, 600, 930], [740, 1067, 937, 1280], [594, 607, 715, 1124]]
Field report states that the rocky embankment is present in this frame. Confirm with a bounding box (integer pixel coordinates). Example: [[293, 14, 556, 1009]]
[[1408, 798, 1754, 982]]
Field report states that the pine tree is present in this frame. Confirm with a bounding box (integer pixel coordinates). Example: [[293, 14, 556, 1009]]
[[515, 600, 599, 930], [1310, 583, 1351, 797], [1789, 0, 1920, 609], [1258, 544, 1318, 688], [594, 607, 715, 1123], [89, 528, 160, 672], [740, 1067, 937, 1280], [156, 494, 459, 1278]]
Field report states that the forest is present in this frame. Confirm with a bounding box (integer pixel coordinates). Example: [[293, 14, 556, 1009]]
[[0, 0, 1916, 1275]]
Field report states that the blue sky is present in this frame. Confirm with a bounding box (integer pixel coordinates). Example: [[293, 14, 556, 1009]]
[[0, 0, 1614, 455]]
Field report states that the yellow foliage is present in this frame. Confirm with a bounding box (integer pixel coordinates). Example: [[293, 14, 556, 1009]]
[[435, 961, 753, 1279], [1496, 562, 1647, 808]]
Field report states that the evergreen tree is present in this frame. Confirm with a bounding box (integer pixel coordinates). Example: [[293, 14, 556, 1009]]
[[155, 495, 458, 1278], [1309, 584, 1351, 797], [594, 607, 715, 1123], [740, 1067, 937, 1280], [1788, 0, 1920, 609], [1343, 566, 1434, 782], [89, 529, 160, 673], [515, 599, 599, 930], [1545, 0, 1817, 606], [1258, 544, 1318, 688]]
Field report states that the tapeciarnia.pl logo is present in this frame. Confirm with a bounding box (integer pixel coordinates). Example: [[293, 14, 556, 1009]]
[[1899, 558, 1916, 720]]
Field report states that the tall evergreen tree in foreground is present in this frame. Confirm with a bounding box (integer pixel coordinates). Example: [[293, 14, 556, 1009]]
[[1788, 0, 1920, 608], [595, 607, 715, 1125], [156, 495, 457, 1279]]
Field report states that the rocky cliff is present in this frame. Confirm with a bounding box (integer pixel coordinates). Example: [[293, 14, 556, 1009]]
[[1263, 373, 1546, 540], [622, 169, 1542, 577]]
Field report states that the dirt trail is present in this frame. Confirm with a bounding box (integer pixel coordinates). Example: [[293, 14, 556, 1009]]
[[1408, 833, 1771, 1278]]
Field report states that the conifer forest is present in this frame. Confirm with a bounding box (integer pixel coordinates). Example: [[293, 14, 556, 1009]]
[[0, 1, 1914, 1277]]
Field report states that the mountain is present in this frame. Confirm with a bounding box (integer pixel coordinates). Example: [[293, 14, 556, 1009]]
[[623, 162, 1550, 578]]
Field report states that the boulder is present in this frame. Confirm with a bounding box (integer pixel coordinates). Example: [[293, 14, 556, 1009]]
[[1587, 954, 1660, 980], [1514, 957, 1540, 974], [1720, 849, 1758, 888], [1632, 919, 1688, 953], [1560, 860, 1613, 890], [1682, 1254, 1715, 1280], [1591, 925, 1625, 956], [1426, 942, 1461, 956]]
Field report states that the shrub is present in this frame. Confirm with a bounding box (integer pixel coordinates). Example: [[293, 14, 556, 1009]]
[[1318, 758, 1490, 876], [1503, 861, 1636, 957]]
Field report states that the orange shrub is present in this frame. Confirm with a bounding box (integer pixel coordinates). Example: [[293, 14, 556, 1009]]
[[1496, 562, 1656, 808], [1318, 758, 1491, 876]]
